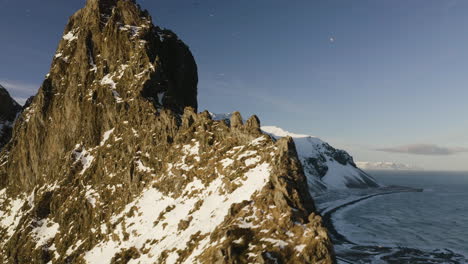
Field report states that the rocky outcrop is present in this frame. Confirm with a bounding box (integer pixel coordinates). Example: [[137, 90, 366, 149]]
[[0, 85, 22, 150], [0, 0, 335, 263]]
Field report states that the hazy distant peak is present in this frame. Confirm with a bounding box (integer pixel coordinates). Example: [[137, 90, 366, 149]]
[[0, 84, 22, 150], [356, 161, 422, 171]]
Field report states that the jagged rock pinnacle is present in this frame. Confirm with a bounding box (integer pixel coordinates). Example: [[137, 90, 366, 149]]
[[66, 0, 198, 113], [0, 85, 21, 150], [230, 111, 244, 128], [86, 0, 131, 13], [0, 85, 21, 122]]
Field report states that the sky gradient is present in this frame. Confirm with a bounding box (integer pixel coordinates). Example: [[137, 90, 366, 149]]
[[1, 0, 468, 170]]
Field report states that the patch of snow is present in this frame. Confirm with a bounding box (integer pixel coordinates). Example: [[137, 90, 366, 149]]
[[119, 25, 141, 37], [236, 218, 260, 229], [250, 136, 266, 146], [32, 218, 60, 249], [261, 238, 288, 249], [245, 156, 261, 166], [101, 74, 117, 89], [237, 150, 257, 160], [117, 64, 129, 78], [101, 73, 124, 103], [132, 128, 139, 137], [100, 128, 115, 146], [88, 50, 97, 72], [63, 30, 78, 42], [226, 146, 244, 155], [85, 186, 100, 208], [182, 142, 200, 157], [220, 158, 234, 168], [73, 147, 95, 175], [233, 237, 244, 244], [157, 92, 165, 105], [66, 239, 84, 256], [295, 244, 306, 252], [0, 196, 25, 239], [136, 160, 152, 173]]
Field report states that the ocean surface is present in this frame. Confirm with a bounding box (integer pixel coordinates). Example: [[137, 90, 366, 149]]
[[332, 170, 468, 263]]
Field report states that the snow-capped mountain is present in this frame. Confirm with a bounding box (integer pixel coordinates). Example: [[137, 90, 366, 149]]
[[211, 114, 380, 194], [0, 1, 335, 263], [356, 161, 422, 171], [261, 126, 380, 194]]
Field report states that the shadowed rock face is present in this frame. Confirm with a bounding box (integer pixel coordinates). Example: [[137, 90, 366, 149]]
[[0, 1, 335, 263], [0, 85, 21, 150], [0, 0, 198, 192], [90, 0, 122, 11]]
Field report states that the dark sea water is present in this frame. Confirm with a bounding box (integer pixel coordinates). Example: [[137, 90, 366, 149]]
[[334, 171, 468, 263]]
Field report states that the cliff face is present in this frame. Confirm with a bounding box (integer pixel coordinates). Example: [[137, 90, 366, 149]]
[[0, 85, 22, 150], [0, 0, 335, 263]]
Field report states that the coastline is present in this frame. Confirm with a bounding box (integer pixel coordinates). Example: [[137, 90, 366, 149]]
[[315, 186, 467, 263]]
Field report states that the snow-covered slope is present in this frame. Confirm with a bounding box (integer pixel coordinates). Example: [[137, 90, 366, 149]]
[[356, 161, 421, 171], [261, 126, 380, 194]]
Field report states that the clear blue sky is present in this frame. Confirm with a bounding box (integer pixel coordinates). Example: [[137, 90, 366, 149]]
[[1, 0, 468, 170]]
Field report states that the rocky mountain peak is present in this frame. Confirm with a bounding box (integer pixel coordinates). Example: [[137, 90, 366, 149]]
[[84, 0, 138, 18], [229, 111, 243, 128], [0, 84, 21, 121], [0, 85, 21, 150], [0, 1, 334, 263], [0, 0, 197, 191], [53, 0, 197, 115], [87, 0, 121, 8]]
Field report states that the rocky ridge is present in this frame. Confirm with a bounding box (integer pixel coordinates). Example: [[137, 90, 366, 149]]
[[0, 85, 22, 150], [0, 0, 335, 263], [211, 114, 380, 194]]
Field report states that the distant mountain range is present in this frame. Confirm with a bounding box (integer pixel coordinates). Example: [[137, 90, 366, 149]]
[[356, 161, 422, 171]]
